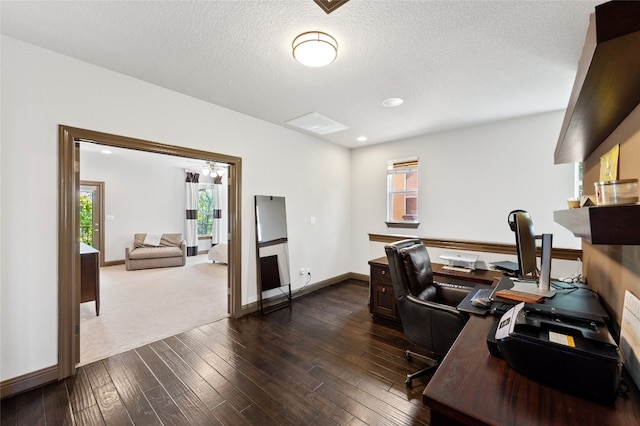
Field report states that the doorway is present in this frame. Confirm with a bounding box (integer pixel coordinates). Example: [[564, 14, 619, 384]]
[[80, 181, 105, 266], [58, 125, 243, 379]]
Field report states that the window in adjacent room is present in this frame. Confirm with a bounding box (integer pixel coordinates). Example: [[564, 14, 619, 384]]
[[386, 158, 419, 228], [198, 183, 215, 235]]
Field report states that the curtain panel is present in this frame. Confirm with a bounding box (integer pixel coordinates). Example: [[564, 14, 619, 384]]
[[185, 172, 199, 257]]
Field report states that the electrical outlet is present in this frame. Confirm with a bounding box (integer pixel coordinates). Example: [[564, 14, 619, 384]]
[[300, 268, 306, 275], [306, 268, 311, 275]]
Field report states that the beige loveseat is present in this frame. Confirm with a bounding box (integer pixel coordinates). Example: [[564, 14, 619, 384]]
[[125, 233, 186, 271]]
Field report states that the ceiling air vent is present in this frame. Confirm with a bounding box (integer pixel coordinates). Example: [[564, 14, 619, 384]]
[[285, 112, 348, 135]]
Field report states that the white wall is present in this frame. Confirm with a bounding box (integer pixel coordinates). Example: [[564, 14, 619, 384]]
[[350, 111, 582, 276], [80, 149, 185, 262], [0, 36, 352, 381]]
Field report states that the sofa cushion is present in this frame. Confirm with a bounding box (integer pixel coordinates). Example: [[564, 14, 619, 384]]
[[128, 246, 183, 260], [134, 233, 183, 248]]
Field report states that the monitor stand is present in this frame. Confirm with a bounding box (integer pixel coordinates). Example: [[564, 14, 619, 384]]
[[537, 233, 556, 298], [507, 234, 556, 298]]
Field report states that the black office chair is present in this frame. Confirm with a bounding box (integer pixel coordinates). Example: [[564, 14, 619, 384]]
[[385, 239, 471, 387]]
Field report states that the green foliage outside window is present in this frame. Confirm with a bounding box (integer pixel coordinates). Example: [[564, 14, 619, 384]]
[[198, 185, 214, 235], [80, 192, 93, 245]]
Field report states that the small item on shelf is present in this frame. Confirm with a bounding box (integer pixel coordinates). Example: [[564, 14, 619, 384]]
[[566, 198, 580, 209], [594, 178, 638, 206], [580, 195, 596, 207]]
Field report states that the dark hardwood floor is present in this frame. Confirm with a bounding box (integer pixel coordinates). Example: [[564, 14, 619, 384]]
[[1, 280, 433, 425]]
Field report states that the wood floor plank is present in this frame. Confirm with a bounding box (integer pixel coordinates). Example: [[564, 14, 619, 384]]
[[83, 360, 112, 389], [155, 345, 225, 409], [173, 390, 223, 426], [117, 349, 161, 393], [178, 348, 254, 412], [42, 380, 74, 425], [3, 279, 433, 425], [74, 404, 105, 426], [310, 365, 425, 426], [144, 385, 190, 425], [92, 382, 133, 425], [135, 345, 189, 398], [210, 400, 253, 426], [1, 392, 18, 425], [16, 387, 45, 426], [65, 367, 98, 414], [102, 356, 162, 425], [162, 335, 192, 356]]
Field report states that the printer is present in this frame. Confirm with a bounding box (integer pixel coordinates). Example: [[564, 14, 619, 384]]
[[487, 302, 622, 402]]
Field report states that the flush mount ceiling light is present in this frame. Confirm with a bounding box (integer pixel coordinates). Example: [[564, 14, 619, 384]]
[[292, 31, 338, 67]]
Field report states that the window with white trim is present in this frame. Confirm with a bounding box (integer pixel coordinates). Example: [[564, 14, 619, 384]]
[[386, 158, 419, 227]]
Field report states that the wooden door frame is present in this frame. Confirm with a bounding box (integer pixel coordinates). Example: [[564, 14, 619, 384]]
[[58, 125, 243, 379], [79, 181, 105, 266]]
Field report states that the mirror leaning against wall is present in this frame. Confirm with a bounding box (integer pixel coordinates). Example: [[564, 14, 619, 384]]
[[254, 195, 292, 314]]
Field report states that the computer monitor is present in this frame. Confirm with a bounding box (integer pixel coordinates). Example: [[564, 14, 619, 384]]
[[512, 211, 556, 297], [513, 211, 537, 278]]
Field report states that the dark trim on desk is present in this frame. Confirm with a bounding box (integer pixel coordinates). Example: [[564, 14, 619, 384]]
[[368, 233, 582, 261]]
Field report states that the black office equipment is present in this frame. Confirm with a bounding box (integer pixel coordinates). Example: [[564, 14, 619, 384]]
[[491, 276, 609, 319], [490, 260, 519, 274], [490, 302, 621, 402]]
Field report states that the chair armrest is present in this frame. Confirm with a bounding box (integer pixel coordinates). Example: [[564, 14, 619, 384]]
[[433, 282, 474, 307], [400, 293, 469, 357]]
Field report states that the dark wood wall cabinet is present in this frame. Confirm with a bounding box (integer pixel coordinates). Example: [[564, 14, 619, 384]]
[[553, 1, 640, 245], [554, 1, 640, 164], [368, 257, 502, 325]]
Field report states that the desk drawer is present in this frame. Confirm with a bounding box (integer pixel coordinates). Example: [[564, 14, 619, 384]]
[[371, 265, 392, 284], [371, 281, 398, 320]]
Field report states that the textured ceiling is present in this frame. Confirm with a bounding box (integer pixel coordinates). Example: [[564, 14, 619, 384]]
[[1, 1, 602, 148]]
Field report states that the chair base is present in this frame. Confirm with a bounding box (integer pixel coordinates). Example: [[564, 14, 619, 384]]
[[405, 350, 439, 387]]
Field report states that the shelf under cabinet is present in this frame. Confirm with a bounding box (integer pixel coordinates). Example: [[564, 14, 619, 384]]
[[553, 204, 640, 245]]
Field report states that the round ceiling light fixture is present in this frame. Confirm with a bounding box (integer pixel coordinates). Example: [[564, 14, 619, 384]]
[[382, 97, 404, 107], [292, 31, 338, 67]]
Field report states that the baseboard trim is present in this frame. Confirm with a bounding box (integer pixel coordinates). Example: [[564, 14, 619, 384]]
[[1, 365, 59, 399], [240, 273, 367, 316], [103, 259, 125, 267]]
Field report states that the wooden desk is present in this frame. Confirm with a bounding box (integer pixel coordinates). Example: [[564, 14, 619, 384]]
[[80, 242, 100, 316], [423, 314, 640, 425], [368, 257, 502, 325]]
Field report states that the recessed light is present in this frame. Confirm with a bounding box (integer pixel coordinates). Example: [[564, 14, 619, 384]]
[[382, 97, 403, 108], [357, 136, 368, 142], [101, 149, 112, 155]]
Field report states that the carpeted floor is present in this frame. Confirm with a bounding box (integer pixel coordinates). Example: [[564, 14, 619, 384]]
[[79, 254, 228, 366]]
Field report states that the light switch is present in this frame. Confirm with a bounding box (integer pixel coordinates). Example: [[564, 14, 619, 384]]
[[310, 216, 316, 225]]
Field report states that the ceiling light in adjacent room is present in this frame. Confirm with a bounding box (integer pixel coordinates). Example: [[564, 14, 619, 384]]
[[382, 97, 404, 107], [357, 136, 368, 142], [292, 31, 338, 67]]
